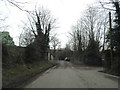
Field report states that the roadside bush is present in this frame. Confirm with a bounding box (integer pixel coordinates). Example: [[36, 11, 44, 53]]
[[83, 50, 102, 66], [104, 50, 120, 76], [83, 39, 102, 66]]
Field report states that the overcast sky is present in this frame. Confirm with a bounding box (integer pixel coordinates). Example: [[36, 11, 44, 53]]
[[0, 0, 97, 48]]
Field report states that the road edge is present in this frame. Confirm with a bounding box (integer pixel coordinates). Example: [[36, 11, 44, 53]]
[[19, 64, 57, 88], [98, 71, 120, 79]]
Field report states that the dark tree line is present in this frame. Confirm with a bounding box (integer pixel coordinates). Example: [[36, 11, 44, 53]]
[[69, 6, 106, 66], [67, 0, 120, 75]]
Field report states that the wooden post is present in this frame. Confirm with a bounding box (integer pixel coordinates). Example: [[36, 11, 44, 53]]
[[109, 12, 113, 69]]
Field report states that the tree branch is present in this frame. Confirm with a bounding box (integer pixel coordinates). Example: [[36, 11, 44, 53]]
[[99, 0, 116, 11]]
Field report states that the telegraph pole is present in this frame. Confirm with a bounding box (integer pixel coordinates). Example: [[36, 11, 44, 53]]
[[109, 12, 113, 69]]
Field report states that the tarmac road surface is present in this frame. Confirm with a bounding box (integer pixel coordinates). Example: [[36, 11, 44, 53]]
[[24, 60, 119, 88]]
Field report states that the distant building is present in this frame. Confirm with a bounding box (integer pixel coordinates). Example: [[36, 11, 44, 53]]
[[0, 31, 14, 45]]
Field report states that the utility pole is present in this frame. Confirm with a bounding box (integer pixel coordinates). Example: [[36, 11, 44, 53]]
[[109, 12, 113, 69]]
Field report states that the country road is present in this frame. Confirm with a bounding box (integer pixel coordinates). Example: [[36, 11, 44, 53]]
[[24, 60, 119, 88]]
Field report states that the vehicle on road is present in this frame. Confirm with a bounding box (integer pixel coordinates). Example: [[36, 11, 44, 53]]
[[64, 57, 70, 61]]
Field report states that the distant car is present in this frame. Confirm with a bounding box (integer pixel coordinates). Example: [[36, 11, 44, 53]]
[[64, 57, 70, 61], [66, 58, 70, 61]]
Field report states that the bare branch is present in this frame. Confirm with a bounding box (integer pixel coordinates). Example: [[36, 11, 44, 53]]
[[99, 0, 116, 11], [5, 0, 31, 13]]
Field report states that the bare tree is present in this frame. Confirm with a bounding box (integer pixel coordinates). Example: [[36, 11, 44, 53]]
[[2, 0, 30, 12], [68, 5, 109, 64], [19, 27, 35, 47], [99, 0, 120, 11], [69, 28, 78, 51], [80, 6, 110, 50], [50, 35, 61, 59], [19, 6, 57, 45], [26, 7, 57, 39], [70, 6, 101, 52], [21, 7, 57, 60]]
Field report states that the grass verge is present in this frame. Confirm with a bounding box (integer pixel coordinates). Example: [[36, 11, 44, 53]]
[[2, 61, 54, 88]]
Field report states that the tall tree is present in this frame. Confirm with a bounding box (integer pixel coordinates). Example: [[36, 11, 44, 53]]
[[111, 1, 120, 52], [100, 0, 120, 75], [24, 7, 57, 62], [69, 5, 108, 65], [100, 0, 120, 51], [50, 35, 61, 59]]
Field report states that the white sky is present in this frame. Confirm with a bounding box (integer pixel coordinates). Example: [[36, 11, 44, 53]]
[[0, 0, 97, 48]]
